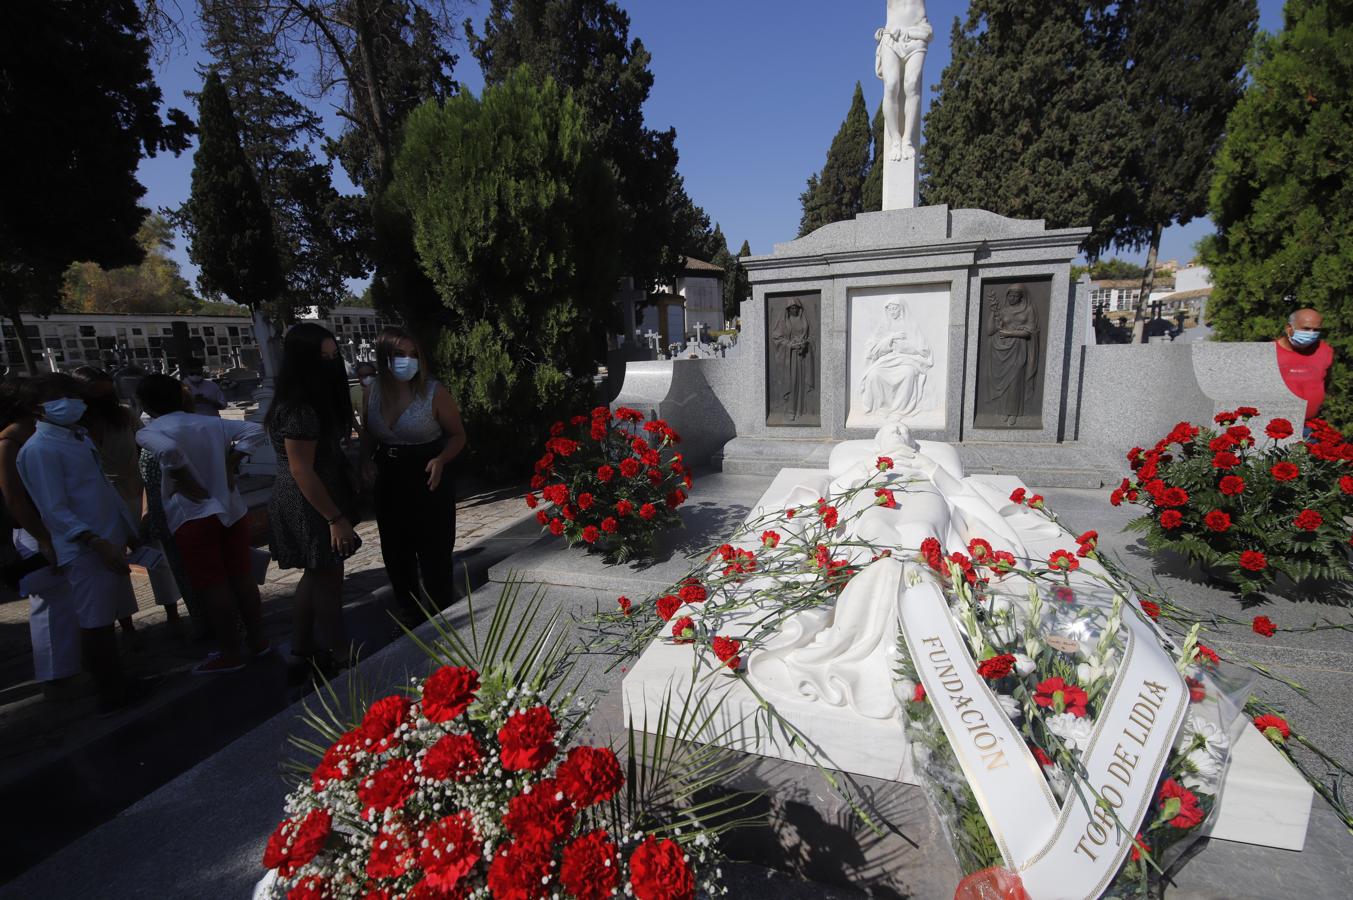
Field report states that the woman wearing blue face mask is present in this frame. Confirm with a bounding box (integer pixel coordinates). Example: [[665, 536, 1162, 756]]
[[364, 326, 467, 619]]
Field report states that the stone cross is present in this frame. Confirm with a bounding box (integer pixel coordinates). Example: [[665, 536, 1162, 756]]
[[643, 330, 662, 353]]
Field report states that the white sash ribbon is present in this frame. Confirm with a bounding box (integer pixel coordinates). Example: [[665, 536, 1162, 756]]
[[891, 559, 1188, 900]]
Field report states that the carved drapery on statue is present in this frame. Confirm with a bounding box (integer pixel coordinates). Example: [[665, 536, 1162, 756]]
[[767, 293, 821, 426], [976, 279, 1051, 430], [860, 299, 934, 419]]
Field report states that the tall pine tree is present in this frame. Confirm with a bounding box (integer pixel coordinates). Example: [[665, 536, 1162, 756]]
[[1115, 0, 1257, 335], [922, 1, 1133, 257], [193, 0, 364, 319], [1202, 0, 1353, 427], [182, 71, 283, 311], [798, 82, 872, 236], [0, 0, 189, 371], [468, 0, 705, 289]]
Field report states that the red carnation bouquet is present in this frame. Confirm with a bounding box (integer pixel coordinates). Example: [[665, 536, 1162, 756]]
[[1115, 409, 1353, 594], [526, 406, 691, 561], [259, 588, 739, 900]]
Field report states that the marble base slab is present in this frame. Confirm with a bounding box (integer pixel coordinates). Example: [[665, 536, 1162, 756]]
[[621, 467, 1314, 854]]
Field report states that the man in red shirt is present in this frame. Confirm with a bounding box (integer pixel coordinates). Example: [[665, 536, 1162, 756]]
[[1274, 308, 1334, 422]]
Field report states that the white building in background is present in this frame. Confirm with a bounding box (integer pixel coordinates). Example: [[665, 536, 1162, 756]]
[[1089, 263, 1212, 320], [617, 257, 725, 352]]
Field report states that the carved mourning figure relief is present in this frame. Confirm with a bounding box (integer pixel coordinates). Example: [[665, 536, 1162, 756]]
[[975, 280, 1050, 429], [860, 299, 934, 419], [767, 293, 821, 426]]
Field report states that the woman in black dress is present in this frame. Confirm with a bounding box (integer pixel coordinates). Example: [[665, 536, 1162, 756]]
[[265, 323, 359, 669]]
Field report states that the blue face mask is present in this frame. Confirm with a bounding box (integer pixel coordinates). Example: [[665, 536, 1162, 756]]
[[1291, 329, 1321, 347], [390, 356, 420, 382], [41, 397, 87, 426]]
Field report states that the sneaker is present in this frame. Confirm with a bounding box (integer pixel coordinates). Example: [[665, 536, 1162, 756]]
[[192, 652, 247, 675]]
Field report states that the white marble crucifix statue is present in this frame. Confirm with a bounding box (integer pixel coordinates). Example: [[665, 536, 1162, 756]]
[[875, 0, 932, 209]]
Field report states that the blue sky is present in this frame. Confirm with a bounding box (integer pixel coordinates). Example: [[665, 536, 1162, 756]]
[[137, 0, 1288, 287]]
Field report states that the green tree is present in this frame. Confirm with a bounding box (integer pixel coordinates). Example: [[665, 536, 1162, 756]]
[[468, 0, 699, 289], [192, 0, 365, 318], [726, 240, 753, 323], [62, 214, 199, 315], [1115, 0, 1258, 336], [1202, 0, 1353, 427], [922, 1, 1132, 257], [799, 82, 873, 236], [0, 0, 190, 371], [182, 71, 284, 311], [392, 68, 622, 473], [862, 104, 885, 213]]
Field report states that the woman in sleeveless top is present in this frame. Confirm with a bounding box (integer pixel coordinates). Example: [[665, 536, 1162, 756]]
[[363, 326, 467, 616]]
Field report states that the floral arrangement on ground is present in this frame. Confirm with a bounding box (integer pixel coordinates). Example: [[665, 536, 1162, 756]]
[[1115, 408, 1353, 595], [259, 582, 751, 900], [590, 458, 1353, 898], [526, 406, 692, 562]]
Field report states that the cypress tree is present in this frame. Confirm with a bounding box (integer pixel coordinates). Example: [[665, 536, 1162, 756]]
[[1202, 0, 1353, 427], [922, 1, 1133, 256], [798, 82, 873, 236], [862, 104, 885, 213], [182, 71, 283, 310], [727, 240, 753, 323]]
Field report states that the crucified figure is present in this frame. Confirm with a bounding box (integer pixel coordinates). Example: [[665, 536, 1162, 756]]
[[875, 0, 932, 162]]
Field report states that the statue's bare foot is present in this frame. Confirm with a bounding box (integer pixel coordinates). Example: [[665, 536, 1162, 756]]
[[889, 140, 904, 162], [901, 141, 916, 161]]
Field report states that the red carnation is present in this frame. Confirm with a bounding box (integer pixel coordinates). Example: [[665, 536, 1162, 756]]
[[549, 518, 565, 536], [556, 746, 624, 808], [1219, 475, 1245, 496], [619, 458, 641, 478], [287, 876, 326, 900], [1239, 550, 1268, 572], [615, 499, 634, 517], [1047, 549, 1079, 572], [1075, 530, 1098, 555], [761, 530, 781, 549], [422, 666, 480, 723], [875, 487, 898, 509], [670, 616, 695, 643], [1253, 714, 1291, 743], [1252, 615, 1277, 637], [541, 484, 569, 506], [1140, 600, 1161, 619], [1208, 435, 1235, 453], [486, 837, 551, 900], [366, 823, 414, 880], [1236, 406, 1259, 418], [1265, 418, 1294, 440], [712, 636, 742, 670], [912, 683, 926, 703], [820, 505, 840, 528], [497, 706, 558, 772], [1271, 462, 1300, 482], [678, 581, 707, 604], [656, 594, 681, 621], [1159, 510, 1183, 529], [357, 758, 416, 819], [1009, 487, 1026, 504], [968, 538, 993, 561], [1157, 778, 1204, 829], [1203, 510, 1231, 533], [1157, 487, 1189, 508], [597, 464, 615, 483], [601, 516, 619, 534], [421, 732, 482, 783], [1034, 677, 1089, 717], [1186, 676, 1206, 703], [577, 492, 594, 510], [1215, 411, 1237, 426], [976, 654, 1016, 680], [990, 549, 1017, 572], [561, 830, 621, 900], [310, 729, 362, 792], [1293, 509, 1323, 532], [920, 536, 944, 572], [530, 474, 546, 491], [263, 808, 332, 877], [582, 525, 600, 544], [535, 510, 549, 526], [525, 493, 539, 509], [1195, 644, 1221, 665], [639, 503, 658, 521], [617, 596, 632, 616], [877, 456, 894, 471], [1212, 451, 1241, 470], [1341, 475, 1353, 495], [1028, 494, 1045, 509], [359, 695, 411, 752], [504, 775, 575, 845], [629, 836, 695, 900]]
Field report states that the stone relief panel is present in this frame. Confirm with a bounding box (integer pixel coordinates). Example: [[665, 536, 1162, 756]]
[[766, 292, 822, 427], [846, 284, 950, 431], [974, 277, 1052, 430]]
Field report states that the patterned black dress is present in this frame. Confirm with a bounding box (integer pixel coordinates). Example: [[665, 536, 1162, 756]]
[[268, 402, 357, 570]]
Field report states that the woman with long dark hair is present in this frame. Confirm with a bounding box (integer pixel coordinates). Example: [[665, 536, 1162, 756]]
[[363, 326, 466, 616], [265, 323, 359, 669]]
